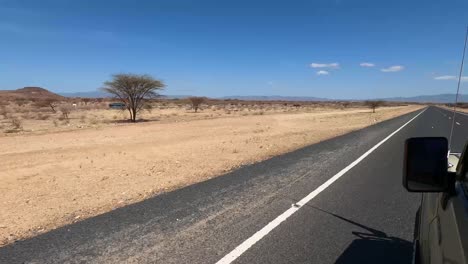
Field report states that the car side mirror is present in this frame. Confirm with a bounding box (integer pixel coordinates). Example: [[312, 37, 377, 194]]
[[403, 137, 448, 192]]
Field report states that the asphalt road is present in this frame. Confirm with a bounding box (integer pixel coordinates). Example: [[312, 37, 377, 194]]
[[1, 106, 467, 264]]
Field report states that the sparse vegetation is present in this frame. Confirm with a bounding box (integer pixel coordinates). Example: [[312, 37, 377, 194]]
[[365, 100, 384, 113], [9, 116, 23, 131], [36, 113, 50, 120], [15, 98, 29, 107], [34, 99, 59, 113], [0, 89, 411, 135], [82, 98, 91, 105], [188, 97, 206, 113], [0, 107, 8, 119], [60, 106, 72, 120], [144, 103, 153, 113], [102, 73, 165, 122]]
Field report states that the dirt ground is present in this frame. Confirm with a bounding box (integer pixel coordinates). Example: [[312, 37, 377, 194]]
[[0, 105, 423, 246], [441, 105, 468, 114]]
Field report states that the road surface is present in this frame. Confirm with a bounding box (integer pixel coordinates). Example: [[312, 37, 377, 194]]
[[1, 106, 467, 264]]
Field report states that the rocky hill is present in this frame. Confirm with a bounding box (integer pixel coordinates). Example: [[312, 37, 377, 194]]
[[0, 87, 65, 101]]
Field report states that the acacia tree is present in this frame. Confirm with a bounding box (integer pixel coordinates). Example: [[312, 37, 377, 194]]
[[365, 100, 384, 113], [188, 97, 206, 113], [102, 73, 165, 122]]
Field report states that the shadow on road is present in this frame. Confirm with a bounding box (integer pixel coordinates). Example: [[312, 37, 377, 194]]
[[308, 206, 413, 264]]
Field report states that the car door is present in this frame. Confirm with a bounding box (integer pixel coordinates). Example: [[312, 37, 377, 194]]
[[430, 182, 468, 264], [417, 149, 459, 264], [419, 193, 442, 264]]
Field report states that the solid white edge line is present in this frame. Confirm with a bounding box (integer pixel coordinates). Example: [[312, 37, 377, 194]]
[[215, 108, 427, 264]]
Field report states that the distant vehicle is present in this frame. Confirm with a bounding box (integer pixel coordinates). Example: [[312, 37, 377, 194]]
[[403, 137, 468, 264], [109, 102, 126, 109]]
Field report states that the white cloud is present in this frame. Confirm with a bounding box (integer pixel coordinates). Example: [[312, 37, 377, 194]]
[[316, 70, 329, 75], [434, 75, 456, 80], [310, 63, 340, 69], [434, 75, 468, 81], [360, 62, 375, 67], [380, 65, 404, 72]]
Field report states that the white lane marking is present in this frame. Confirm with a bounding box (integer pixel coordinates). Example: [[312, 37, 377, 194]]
[[216, 108, 427, 264], [456, 122, 461, 125], [434, 107, 447, 117]]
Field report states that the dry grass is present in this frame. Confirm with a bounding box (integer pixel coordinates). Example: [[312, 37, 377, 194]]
[[0, 99, 414, 135]]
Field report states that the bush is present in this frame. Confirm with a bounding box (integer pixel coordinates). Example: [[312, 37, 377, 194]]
[[36, 113, 50, 120], [15, 98, 29, 107], [0, 107, 8, 119], [188, 97, 206, 113], [10, 117, 23, 130], [144, 103, 153, 113], [34, 99, 59, 112], [341, 102, 351, 109], [59, 106, 72, 120]]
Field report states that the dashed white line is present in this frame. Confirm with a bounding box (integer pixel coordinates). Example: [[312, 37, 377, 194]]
[[215, 108, 427, 264], [456, 122, 461, 125]]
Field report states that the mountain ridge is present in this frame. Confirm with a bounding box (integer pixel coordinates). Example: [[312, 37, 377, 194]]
[[1, 88, 466, 103]]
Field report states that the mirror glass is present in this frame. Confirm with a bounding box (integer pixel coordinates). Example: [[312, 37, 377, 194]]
[[404, 137, 448, 192]]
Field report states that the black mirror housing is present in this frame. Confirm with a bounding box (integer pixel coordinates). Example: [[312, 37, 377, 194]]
[[403, 137, 448, 192]]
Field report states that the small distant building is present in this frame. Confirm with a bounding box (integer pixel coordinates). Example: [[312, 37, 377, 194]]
[[109, 102, 126, 109]]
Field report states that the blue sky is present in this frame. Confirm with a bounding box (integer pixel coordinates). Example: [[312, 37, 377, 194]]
[[0, 0, 467, 99]]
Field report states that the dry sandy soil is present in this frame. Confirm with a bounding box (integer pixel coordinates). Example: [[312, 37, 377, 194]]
[[441, 105, 468, 114], [0, 105, 423, 246]]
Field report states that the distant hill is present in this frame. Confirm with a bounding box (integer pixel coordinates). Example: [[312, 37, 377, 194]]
[[220, 95, 329, 101], [220, 94, 467, 103], [221, 94, 467, 103], [0, 87, 65, 100], [59, 90, 110, 98], [20, 88, 468, 104], [381, 94, 468, 103]]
